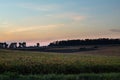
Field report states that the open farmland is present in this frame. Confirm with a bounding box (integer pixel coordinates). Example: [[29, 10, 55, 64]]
[[0, 46, 120, 74], [0, 45, 120, 80]]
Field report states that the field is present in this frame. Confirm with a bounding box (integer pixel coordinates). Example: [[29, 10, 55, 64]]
[[0, 45, 120, 80], [0, 73, 120, 80]]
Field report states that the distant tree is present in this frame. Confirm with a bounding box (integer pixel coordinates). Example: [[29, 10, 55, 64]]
[[9, 43, 17, 49], [0, 42, 8, 48], [37, 43, 40, 47], [18, 42, 26, 48], [48, 38, 120, 47]]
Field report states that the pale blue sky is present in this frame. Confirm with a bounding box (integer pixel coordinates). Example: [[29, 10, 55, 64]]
[[0, 0, 120, 45]]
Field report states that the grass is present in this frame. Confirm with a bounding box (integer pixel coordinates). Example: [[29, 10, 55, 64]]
[[0, 72, 120, 80], [0, 49, 120, 74], [0, 49, 120, 80]]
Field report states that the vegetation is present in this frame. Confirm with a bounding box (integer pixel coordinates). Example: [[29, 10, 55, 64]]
[[0, 49, 120, 74], [49, 38, 120, 46], [0, 72, 120, 80]]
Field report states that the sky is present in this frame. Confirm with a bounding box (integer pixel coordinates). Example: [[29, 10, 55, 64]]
[[0, 0, 120, 46]]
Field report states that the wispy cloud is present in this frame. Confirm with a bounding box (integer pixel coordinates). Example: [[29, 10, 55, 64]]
[[47, 13, 86, 22], [5, 24, 65, 34], [110, 29, 120, 33], [0, 22, 65, 42], [70, 15, 85, 21], [19, 3, 59, 11]]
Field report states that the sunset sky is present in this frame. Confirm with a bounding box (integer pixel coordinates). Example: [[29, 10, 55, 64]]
[[0, 0, 120, 46]]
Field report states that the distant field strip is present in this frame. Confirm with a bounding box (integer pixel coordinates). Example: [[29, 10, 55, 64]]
[[0, 73, 120, 80], [0, 49, 120, 74]]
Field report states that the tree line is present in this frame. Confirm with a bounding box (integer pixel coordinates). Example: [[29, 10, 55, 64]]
[[48, 38, 120, 47], [0, 42, 40, 49]]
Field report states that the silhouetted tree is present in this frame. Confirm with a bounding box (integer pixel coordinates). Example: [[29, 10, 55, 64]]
[[48, 38, 120, 47], [0, 42, 8, 48], [37, 43, 40, 47], [9, 43, 17, 49], [19, 42, 26, 48]]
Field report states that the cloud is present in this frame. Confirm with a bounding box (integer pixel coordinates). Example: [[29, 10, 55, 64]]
[[0, 22, 66, 42], [45, 13, 86, 22], [19, 12, 86, 29], [19, 3, 59, 11], [110, 29, 120, 33], [5, 24, 65, 34], [0, 21, 12, 27], [70, 15, 85, 21]]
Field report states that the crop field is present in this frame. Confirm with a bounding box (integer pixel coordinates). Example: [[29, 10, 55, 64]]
[[0, 46, 120, 80], [0, 73, 120, 80]]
